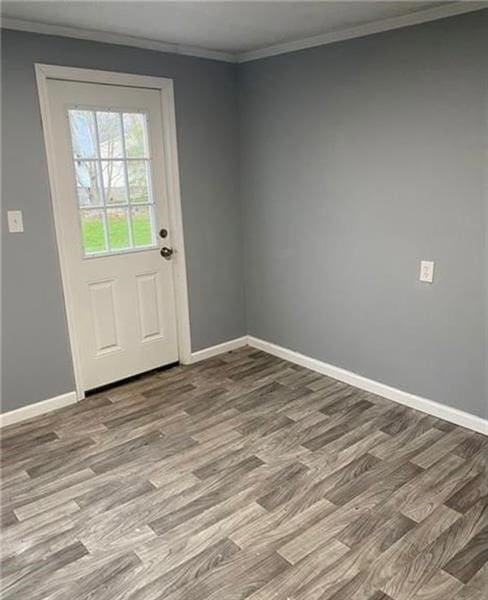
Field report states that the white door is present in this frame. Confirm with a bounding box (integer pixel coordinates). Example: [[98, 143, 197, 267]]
[[46, 79, 179, 391]]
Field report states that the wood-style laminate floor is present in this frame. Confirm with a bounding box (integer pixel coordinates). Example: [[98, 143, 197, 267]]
[[1, 347, 487, 600]]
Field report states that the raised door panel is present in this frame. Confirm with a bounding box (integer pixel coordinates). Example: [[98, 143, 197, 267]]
[[88, 279, 121, 354], [136, 272, 164, 343]]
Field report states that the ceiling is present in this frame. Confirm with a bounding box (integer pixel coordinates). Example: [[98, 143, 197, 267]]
[[1, 1, 484, 61]]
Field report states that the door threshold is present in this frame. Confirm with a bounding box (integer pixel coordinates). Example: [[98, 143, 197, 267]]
[[85, 362, 180, 396]]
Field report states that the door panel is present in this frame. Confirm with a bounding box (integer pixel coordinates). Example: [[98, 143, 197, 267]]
[[89, 280, 120, 354], [136, 272, 164, 342], [47, 79, 179, 390]]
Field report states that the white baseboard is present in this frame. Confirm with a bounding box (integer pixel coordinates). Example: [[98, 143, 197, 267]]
[[2, 338, 485, 435], [0, 391, 78, 428], [190, 336, 248, 363], [248, 336, 488, 435]]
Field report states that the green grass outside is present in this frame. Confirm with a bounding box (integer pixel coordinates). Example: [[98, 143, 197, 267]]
[[82, 214, 153, 254]]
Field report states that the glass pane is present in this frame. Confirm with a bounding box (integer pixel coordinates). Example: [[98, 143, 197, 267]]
[[107, 207, 130, 250], [123, 113, 149, 158], [127, 160, 151, 204], [69, 110, 97, 159], [131, 206, 155, 247], [81, 210, 107, 254], [96, 111, 123, 158], [74, 160, 102, 207], [101, 160, 127, 205]]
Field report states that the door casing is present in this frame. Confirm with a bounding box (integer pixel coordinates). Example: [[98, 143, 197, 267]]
[[36, 63, 192, 400]]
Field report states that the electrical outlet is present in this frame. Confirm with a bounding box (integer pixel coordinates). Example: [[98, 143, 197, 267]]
[[7, 210, 24, 233], [419, 260, 434, 283]]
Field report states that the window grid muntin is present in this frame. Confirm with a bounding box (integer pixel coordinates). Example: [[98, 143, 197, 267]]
[[119, 113, 134, 249], [68, 108, 156, 257]]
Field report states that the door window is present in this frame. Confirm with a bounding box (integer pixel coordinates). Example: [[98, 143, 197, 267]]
[[68, 109, 156, 256]]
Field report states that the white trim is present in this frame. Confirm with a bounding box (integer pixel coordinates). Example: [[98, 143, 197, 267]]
[[190, 336, 248, 363], [238, 2, 487, 63], [0, 392, 78, 428], [248, 336, 488, 436], [161, 79, 192, 366], [35, 64, 192, 398], [1, 17, 235, 63], [2, 3, 485, 65], [2, 338, 485, 434]]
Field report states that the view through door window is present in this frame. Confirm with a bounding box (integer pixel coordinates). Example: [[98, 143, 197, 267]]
[[68, 109, 157, 256]]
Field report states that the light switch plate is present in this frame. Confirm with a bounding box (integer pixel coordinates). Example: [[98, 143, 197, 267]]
[[419, 260, 434, 283], [7, 210, 24, 233]]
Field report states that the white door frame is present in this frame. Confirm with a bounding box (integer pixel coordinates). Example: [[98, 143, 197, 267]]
[[35, 63, 192, 400]]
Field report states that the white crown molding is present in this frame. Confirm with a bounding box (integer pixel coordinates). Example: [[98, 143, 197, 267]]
[[0, 16, 237, 63], [247, 336, 488, 435], [238, 1, 487, 63], [2, 3, 486, 65], [0, 391, 78, 428]]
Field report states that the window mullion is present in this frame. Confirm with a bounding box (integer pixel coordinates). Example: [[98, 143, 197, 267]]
[[93, 111, 111, 251], [120, 113, 134, 249]]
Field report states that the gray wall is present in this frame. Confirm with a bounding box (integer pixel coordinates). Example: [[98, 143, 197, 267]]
[[1, 29, 245, 412], [239, 11, 488, 419], [3, 12, 487, 420]]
